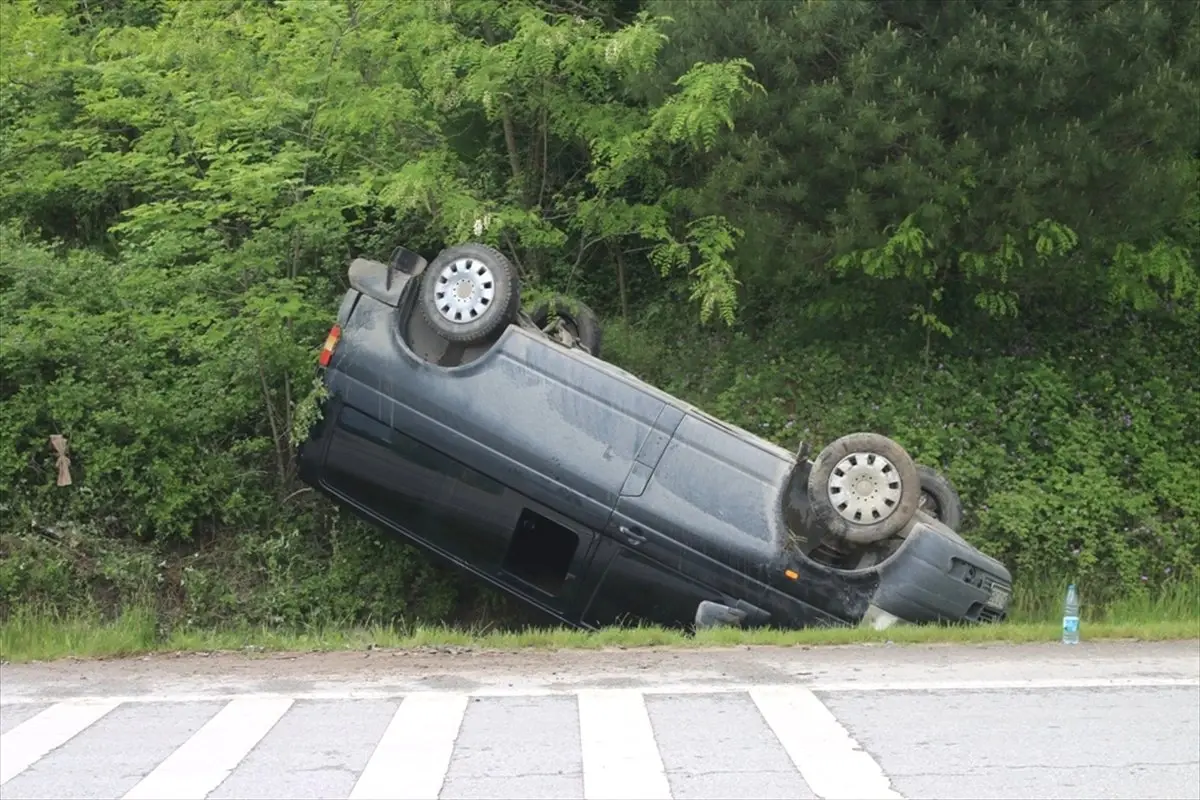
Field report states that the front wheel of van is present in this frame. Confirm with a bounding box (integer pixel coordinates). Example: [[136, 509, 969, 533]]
[[807, 432, 922, 546], [419, 243, 520, 345]]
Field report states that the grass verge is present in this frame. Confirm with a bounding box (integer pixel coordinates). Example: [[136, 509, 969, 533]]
[[3, 608, 1197, 664], [4, 576, 1196, 664]]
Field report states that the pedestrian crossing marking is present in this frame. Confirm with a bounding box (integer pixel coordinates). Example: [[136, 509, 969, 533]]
[[1, 686, 903, 799], [751, 687, 902, 800], [121, 697, 294, 800], [578, 689, 671, 800], [0, 699, 120, 785], [349, 692, 468, 800]]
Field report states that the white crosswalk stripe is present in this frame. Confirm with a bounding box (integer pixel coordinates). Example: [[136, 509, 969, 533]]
[[121, 697, 295, 800], [0, 700, 121, 785], [349, 693, 468, 800], [0, 685, 892, 800], [750, 687, 902, 800], [578, 689, 671, 800]]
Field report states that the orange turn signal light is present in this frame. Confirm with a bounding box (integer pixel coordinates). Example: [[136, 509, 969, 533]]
[[318, 325, 341, 367], [784, 569, 799, 581]]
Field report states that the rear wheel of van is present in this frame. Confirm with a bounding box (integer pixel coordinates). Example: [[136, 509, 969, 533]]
[[419, 243, 520, 345], [807, 432, 922, 546], [916, 464, 964, 530], [527, 295, 603, 356]]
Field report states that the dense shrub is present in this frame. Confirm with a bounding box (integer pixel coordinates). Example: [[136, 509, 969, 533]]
[[1, 0, 1195, 625]]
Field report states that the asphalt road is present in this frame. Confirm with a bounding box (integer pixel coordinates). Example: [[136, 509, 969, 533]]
[[1, 640, 1197, 800]]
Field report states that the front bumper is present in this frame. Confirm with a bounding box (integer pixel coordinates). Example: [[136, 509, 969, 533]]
[[870, 513, 1013, 626]]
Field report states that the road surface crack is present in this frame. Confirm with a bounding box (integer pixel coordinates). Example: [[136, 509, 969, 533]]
[[894, 760, 1198, 777], [672, 769, 798, 777]]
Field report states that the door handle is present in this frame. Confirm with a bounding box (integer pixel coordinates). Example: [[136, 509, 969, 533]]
[[618, 525, 646, 546]]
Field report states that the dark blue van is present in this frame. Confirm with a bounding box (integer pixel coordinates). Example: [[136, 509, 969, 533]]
[[296, 243, 1013, 632]]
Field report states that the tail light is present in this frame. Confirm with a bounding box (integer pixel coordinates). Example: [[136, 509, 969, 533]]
[[318, 324, 341, 367]]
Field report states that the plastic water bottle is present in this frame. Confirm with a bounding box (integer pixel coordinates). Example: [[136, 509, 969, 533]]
[[1061, 583, 1080, 644]]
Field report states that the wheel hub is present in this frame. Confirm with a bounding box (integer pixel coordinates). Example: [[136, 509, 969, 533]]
[[434, 258, 495, 323], [827, 451, 903, 524]]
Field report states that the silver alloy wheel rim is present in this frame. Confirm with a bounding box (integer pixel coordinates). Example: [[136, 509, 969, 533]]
[[826, 451, 903, 524], [434, 257, 495, 323]]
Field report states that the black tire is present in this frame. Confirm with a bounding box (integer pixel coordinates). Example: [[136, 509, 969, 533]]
[[915, 464, 964, 531], [527, 295, 603, 356], [806, 432, 922, 546], [419, 243, 520, 345]]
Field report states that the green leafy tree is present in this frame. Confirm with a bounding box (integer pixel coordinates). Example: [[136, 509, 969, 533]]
[[0, 0, 760, 623], [2, 0, 1196, 625], [645, 0, 1200, 335]]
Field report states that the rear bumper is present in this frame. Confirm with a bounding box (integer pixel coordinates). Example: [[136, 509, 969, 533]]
[[871, 514, 1013, 626]]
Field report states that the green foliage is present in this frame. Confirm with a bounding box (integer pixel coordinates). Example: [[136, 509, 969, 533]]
[[833, 215, 1081, 339], [1, 0, 1196, 627], [290, 376, 329, 451], [0, 0, 761, 625], [0, 512, 461, 629], [644, 0, 1200, 330]]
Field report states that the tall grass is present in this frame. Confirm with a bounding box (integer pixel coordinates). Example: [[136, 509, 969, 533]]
[[3, 573, 1195, 663], [1005, 571, 1200, 625]]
